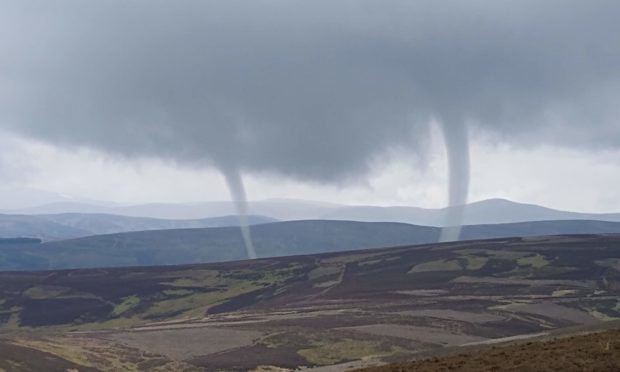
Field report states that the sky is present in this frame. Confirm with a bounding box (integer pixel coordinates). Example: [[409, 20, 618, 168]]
[[0, 0, 619, 213], [2, 127, 619, 213]]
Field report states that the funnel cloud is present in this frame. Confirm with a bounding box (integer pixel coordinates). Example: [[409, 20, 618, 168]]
[[221, 167, 257, 259], [439, 119, 470, 242]]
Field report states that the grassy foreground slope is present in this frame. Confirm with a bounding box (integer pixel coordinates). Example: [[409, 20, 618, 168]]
[[358, 328, 620, 372], [2, 219, 620, 270]]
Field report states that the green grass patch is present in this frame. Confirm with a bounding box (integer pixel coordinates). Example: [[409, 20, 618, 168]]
[[314, 280, 340, 288], [595, 258, 620, 271], [112, 296, 140, 317], [298, 339, 381, 365], [552, 289, 577, 297], [587, 309, 617, 321], [408, 259, 462, 273], [23, 285, 96, 300], [459, 256, 489, 270], [14, 336, 191, 371], [308, 266, 341, 280], [456, 249, 529, 259], [67, 316, 142, 331], [144, 280, 263, 319], [160, 270, 222, 288], [322, 252, 385, 265], [162, 289, 194, 296], [517, 254, 549, 268], [0, 307, 21, 330]]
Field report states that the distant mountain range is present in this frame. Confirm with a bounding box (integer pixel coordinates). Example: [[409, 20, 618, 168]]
[[0, 186, 119, 210], [3, 198, 619, 226], [0, 213, 276, 240], [324, 198, 620, 226], [1, 219, 619, 271]]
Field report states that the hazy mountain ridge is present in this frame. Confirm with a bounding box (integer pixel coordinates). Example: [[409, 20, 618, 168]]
[[0, 214, 92, 240], [324, 198, 620, 225], [3, 198, 619, 225], [2, 219, 620, 271], [0, 213, 276, 240]]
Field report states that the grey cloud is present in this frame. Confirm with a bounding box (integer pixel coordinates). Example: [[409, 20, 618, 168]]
[[0, 135, 32, 186], [1, 0, 619, 183]]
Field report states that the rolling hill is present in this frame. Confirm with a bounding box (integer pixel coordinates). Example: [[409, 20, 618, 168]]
[[2, 219, 620, 271], [0, 214, 90, 241]]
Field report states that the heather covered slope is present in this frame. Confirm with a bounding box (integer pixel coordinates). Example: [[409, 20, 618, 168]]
[[358, 327, 620, 372], [0, 234, 618, 370]]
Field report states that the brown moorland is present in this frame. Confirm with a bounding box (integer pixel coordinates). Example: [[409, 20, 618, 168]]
[[0, 234, 619, 370], [358, 328, 620, 372]]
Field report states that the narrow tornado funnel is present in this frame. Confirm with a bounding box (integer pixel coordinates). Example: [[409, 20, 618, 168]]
[[438, 120, 470, 242], [221, 167, 258, 259]]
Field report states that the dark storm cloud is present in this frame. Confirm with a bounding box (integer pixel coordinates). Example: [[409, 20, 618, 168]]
[[1, 0, 619, 182]]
